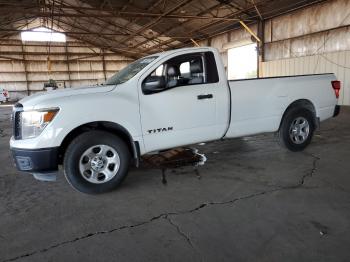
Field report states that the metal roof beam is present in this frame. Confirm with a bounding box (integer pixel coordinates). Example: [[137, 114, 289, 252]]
[[143, 0, 271, 53], [120, 0, 195, 43], [130, 2, 225, 50], [0, 9, 247, 21], [55, 0, 171, 49]]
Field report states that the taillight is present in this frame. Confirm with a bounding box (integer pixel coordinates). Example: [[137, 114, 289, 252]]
[[4, 91, 8, 97], [331, 80, 341, 99]]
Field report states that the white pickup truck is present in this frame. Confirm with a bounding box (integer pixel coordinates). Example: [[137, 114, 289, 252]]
[[10, 47, 341, 194]]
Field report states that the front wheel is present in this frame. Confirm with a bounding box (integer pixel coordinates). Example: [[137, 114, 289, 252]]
[[63, 131, 131, 194], [278, 108, 315, 152]]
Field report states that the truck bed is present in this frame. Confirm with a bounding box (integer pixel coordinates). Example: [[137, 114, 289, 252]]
[[225, 73, 337, 138]]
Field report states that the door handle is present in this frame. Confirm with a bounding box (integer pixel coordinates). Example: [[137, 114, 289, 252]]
[[197, 94, 213, 100]]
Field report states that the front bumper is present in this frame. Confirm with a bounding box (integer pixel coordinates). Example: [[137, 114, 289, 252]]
[[11, 147, 59, 173], [333, 105, 340, 117]]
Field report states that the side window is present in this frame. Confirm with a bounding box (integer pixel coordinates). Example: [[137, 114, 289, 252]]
[[180, 62, 190, 75], [155, 64, 164, 76], [150, 64, 164, 76], [165, 55, 205, 88], [142, 51, 219, 95]]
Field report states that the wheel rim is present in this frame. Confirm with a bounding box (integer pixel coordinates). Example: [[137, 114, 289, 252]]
[[289, 117, 310, 144], [79, 144, 120, 184]]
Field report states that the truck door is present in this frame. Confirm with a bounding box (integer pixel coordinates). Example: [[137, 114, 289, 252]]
[[139, 52, 221, 153]]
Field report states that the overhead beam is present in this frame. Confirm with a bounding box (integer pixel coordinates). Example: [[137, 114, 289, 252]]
[[0, 10, 247, 21], [239, 20, 261, 42], [131, 2, 227, 50], [48, 18, 146, 57], [142, 0, 270, 53], [0, 28, 206, 39], [120, 0, 195, 43], [251, 0, 263, 20], [0, 28, 128, 36], [52, 0, 171, 51], [113, 0, 173, 47], [0, 50, 135, 56]]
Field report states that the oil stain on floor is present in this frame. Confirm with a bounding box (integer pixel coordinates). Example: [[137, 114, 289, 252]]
[[141, 147, 206, 184]]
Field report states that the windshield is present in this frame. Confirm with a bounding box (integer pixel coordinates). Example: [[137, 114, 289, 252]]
[[105, 56, 158, 85]]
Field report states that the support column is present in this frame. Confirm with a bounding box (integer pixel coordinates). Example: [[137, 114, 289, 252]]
[[65, 43, 72, 88], [257, 20, 265, 78], [21, 43, 30, 96], [102, 49, 107, 81]]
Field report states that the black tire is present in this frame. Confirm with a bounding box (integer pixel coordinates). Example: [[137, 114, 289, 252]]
[[278, 107, 315, 152], [63, 131, 131, 194]]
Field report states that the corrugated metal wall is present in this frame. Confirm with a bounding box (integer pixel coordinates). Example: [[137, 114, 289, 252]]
[[200, 0, 350, 105], [261, 51, 350, 105], [261, 0, 350, 105], [263, 0, 350, 61], [0, 36, 133, 101]]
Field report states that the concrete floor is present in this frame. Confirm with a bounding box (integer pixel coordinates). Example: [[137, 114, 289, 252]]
[[0, 104, 349, 262]]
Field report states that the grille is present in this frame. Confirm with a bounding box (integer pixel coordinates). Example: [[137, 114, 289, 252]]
[[12, 103, 23, 140], [14, 111, 21, 139]]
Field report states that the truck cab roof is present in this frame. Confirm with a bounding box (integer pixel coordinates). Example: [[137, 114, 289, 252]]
[[146, 46, 217, 59]]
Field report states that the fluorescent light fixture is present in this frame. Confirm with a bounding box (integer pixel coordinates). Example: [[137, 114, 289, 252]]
[[21, 27, 66, 42]]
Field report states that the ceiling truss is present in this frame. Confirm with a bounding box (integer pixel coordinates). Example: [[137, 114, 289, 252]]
[[0, 0, 327, 59]]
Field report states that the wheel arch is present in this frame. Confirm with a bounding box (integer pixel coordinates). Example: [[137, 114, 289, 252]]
[[279, 99, 318, 130], [58, 121, 140, 166]]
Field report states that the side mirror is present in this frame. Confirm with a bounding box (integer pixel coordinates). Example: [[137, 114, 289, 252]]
[[142, 76, 166, 94]]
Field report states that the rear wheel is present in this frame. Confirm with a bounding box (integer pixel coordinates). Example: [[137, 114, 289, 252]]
[[63, 131, 130, 194], [278, 108, 315, 151]]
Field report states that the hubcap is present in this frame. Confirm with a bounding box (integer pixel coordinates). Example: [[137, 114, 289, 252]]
[[90, 156, 106, 171], [289, 117, 310, 144], [79, 144, 120, 184]]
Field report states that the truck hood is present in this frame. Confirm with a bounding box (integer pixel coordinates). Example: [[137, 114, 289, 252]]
[[19, 85, 115, 109]]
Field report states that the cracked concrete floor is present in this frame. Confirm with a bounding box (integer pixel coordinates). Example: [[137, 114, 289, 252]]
[[0, 105, 350, 262]]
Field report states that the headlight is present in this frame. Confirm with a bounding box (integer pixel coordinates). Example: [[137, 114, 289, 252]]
[[21, 108, 59, 139]]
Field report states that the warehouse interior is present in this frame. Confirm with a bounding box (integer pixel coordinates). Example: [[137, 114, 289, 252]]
[[0, 0, 350, 261], [1, 0, 349, 104]]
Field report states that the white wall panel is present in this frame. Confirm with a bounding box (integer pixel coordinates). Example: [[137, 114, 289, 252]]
[[1, 82, 27, 91], [268, 0, 350, 42], [24, 46, 66, 53], [0, 38, 133, 100], [0, 45, 22, 52], [27, 72, 69, 81], [69, 71, 105, 81], [0, 72, 26, 81], [105, 61, 129, 71], [28, 82, 51, 91], [67, 47, 101, 53], [70, 79, 101, 87], [262, 50, 350, 105], [0, 61, 25, 71], [210, 34, 228, 52]]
